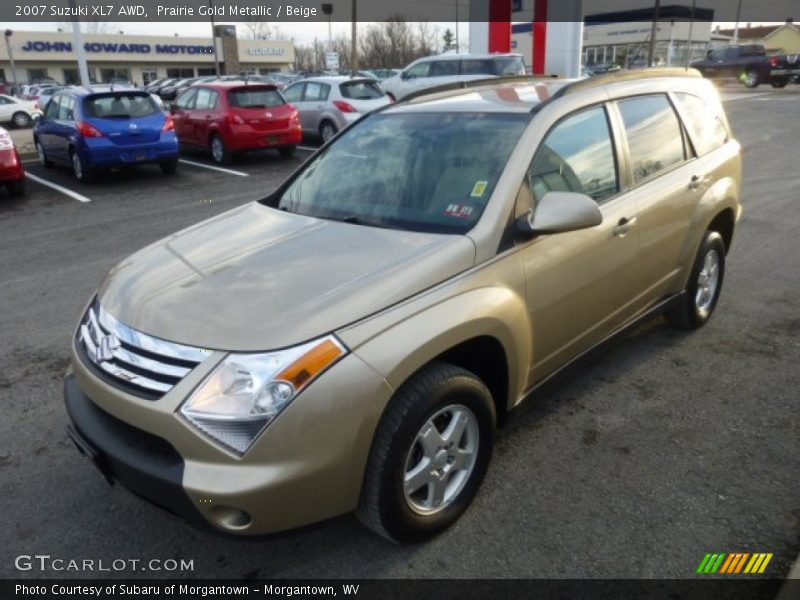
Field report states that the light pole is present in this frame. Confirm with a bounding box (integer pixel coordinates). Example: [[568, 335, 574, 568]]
[[733, 0, 743, 44], [350, 0, 357, 77], [3, 30, 18, 88], [647, 0, 661, 67], [68, 0, 91, 87], [208, 0, 221, 76], [322, 3, 333, 51]]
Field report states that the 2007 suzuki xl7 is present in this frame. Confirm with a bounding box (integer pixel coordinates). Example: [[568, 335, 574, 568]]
[[65, 69, 741, 542]]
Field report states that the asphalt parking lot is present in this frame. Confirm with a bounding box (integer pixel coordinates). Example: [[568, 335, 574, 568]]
[[0, 86, 798, 580]]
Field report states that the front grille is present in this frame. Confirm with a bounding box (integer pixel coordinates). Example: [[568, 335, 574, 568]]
[[77, 300, 210, 399]]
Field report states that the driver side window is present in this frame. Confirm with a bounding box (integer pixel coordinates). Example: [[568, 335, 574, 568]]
[[527, 106, 619, 206]]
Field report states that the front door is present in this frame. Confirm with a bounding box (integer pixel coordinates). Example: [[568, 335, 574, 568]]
[[517, 105, 641, 385]]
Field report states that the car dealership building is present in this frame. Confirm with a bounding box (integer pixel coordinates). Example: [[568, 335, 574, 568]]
[[0, 27, 295, 85]]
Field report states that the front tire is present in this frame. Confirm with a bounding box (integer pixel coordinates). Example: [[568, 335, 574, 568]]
[[12, 111, 32, 128], [771, 77, 789, 89], [668, 230, 726, 329], [357, 362, 495, 543], [35, 140, 53, 168], [743, 69, 760, 88]]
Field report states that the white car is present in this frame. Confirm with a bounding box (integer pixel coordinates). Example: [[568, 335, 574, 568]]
[[0, 94, 42, 128], [381, 53, 526, 101]]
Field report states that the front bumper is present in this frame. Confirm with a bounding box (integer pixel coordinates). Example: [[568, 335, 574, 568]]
[[66, 338, 394, 535], [64, 375, 208, 528]]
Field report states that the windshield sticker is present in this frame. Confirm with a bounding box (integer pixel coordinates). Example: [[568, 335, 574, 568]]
[[470, 181, 488, 198], [444, 204, 474, 219]]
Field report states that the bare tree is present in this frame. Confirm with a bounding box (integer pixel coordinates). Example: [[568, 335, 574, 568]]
[[242, 20, 283, 40], [58, 21, 114, 34]]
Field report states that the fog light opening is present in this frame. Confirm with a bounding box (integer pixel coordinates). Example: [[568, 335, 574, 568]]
[[208, 505, 252, 530]]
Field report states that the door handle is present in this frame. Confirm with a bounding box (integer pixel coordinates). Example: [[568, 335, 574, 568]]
[[613, 216, 637, 237]]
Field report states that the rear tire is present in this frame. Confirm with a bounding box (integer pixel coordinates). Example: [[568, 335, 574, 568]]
[[160, 159, 178, 174], [357, 362, 495, 543], [667, 230, 726, 329], [210, 135, 231, 164], [12, 111, 32, 128], [71, 150, 94, 183], [6, 180, 25, 196], [319, 121, 337, 143], [278, 145, 296, 159]]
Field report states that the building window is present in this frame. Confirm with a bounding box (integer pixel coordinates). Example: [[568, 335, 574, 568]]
[[141, 70, 158, 85], [197, 68, 217, 76], [259, 68, 279, 74], [99, 68, 131, 83], [0, 69, 5, 83], [166, 68, 194, 78], [63, 68, 97, 85], [27, 68, 49, 83]]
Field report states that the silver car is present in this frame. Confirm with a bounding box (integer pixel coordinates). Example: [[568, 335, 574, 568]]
[[283, 76, 391, 142]]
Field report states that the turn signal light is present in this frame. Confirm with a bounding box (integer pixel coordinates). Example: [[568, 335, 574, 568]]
[[333, 100, 358, 113], [77, 121, 104, 138]]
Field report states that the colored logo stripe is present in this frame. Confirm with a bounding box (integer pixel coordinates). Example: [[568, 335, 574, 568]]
[[697, 553, 773, 574]]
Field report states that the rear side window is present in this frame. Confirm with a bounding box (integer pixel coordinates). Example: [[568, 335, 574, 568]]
[[429, 61, 459, 76], [45, 95, 61, 119], [84, 94, 158, 119], [339, 81, 384, 99], [228, 88, 285, 108], [529, 106, 619, 203], [193, 88, 219, 110], [175, 88, 197, 109], [462, 57, 526, 76], [302, 82, 329, 102], [617, 95, 686, 184], [58, 96, 76, 120], [674, 93, 727, 156]]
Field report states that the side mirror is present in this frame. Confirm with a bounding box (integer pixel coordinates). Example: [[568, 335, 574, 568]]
[[516, 191, 602, 236], [400, 71, 409, 80]]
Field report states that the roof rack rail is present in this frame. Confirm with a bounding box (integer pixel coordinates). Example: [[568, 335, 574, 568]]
[[400, 74, 559, 103], [557, 66, 702, 97]]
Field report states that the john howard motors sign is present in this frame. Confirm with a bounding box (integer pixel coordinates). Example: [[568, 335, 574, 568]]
[[20, 40, 214, 55]]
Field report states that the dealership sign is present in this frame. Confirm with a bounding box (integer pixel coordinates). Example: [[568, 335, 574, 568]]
[[20, 40, 214, 55]]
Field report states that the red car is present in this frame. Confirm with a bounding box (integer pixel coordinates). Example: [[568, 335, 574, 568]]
[[0, 127, 25, 196], [171, 81, 302, 164]]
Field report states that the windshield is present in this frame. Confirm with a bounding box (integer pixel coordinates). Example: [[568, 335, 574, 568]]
[[228, 88, 284, 108], [84, 93, 159, 119], [274, 112, 529, 234]]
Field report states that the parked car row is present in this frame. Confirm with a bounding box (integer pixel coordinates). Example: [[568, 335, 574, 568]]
[[690, 44, 800, 88]]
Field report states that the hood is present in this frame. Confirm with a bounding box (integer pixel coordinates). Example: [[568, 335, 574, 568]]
[[98, 203, 476, 351]]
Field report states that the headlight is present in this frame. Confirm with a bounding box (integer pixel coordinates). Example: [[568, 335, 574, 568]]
[[180, 335, 347, 455]]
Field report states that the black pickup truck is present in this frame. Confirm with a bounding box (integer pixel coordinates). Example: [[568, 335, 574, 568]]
[[692, 44, 778, 88], [770, 53, 800, 87]]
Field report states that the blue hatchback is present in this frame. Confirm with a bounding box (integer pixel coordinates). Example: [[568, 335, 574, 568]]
[[33, 86, 179, 182]]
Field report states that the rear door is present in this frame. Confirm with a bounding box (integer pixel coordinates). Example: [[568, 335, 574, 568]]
[[51, 94, 76, 162], [282, 83, 308, 131], [36, 94, 63, 158], [610, 93, 705, 302], [299, 82, 328, 132]]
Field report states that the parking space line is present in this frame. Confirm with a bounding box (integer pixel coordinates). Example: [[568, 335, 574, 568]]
[[25, 172, 91, 203], [178, 159, 249, 177]]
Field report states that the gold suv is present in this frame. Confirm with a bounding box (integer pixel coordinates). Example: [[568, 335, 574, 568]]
[[65, 69, 741, 542]]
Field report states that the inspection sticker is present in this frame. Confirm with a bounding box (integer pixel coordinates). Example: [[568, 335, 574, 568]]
[[470, 181, 489, 198], [444, 204, 474, 218]]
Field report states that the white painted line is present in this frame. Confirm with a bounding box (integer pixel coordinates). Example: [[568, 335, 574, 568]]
[[178, 159, 249, 177], [721, 92, 771, 102], [298, 145, 318, 152], [25, 172, 91, 203]]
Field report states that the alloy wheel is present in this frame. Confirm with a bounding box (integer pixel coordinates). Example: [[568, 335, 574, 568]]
[[695, 249, 720, 312], [403, 404, 479, 516]]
